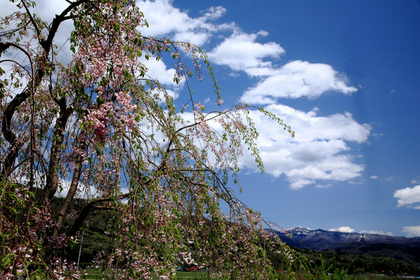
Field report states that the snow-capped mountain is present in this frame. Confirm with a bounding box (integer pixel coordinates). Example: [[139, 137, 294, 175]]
[[272, 227, 420, 250]]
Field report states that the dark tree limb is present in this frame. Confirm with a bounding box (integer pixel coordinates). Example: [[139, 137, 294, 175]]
[[67, 192, 131, 236], [45, 98, 73, 199], [53, 145, 85, 238]]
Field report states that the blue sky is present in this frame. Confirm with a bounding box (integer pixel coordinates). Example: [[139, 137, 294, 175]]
[[135, 0, 420, 237], [2, 0, 419, 237]]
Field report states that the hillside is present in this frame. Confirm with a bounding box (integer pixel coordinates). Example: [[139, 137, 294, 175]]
[[269, 227, 420, 275], [275, 227, 420, 250]]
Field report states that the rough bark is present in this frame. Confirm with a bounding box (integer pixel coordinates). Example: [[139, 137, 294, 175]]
[[45, 98, 73, 199]]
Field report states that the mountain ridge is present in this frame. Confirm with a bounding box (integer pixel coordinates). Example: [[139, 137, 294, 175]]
[[272, 227, 420, 250], [266, 228, 420, 275]]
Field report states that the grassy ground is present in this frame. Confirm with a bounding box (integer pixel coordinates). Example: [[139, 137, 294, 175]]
[[83, 269, 410, 279], [83, 269, 213, 279]]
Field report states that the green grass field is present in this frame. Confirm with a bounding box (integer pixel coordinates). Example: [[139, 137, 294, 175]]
[[83, 269, 410, 280]]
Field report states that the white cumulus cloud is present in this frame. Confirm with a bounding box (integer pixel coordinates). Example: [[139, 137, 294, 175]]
[[238, 104, 370, 189], [208, 31, 285, 73], [402, 225, 420, 237], [329, 226, 355, 233], [242, 60, 357, 104], [137, 0, 232, 45], [394, 185, 420, 209], [141, 56, 184, 88]]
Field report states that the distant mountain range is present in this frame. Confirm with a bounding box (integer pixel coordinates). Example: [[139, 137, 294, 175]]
[[272, 227, 420, 250], [271, 227, 420, 268]]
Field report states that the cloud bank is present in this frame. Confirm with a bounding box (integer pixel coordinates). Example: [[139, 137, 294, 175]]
[[138, 0, 233, 45], [402, 225, 420, 237], [241, 61, 358, 104], [208, 31, 285, 73], [238, 105, 370, 189], [394, 185, 420, 210]]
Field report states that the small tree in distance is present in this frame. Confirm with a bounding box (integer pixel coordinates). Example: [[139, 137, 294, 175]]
[[0, 0, 294, 279]]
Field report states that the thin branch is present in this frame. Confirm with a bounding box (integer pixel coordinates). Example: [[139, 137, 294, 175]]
[[0, 59, 32, 76], [0, 20, 30, 37], [20, 0, 42, 40]]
